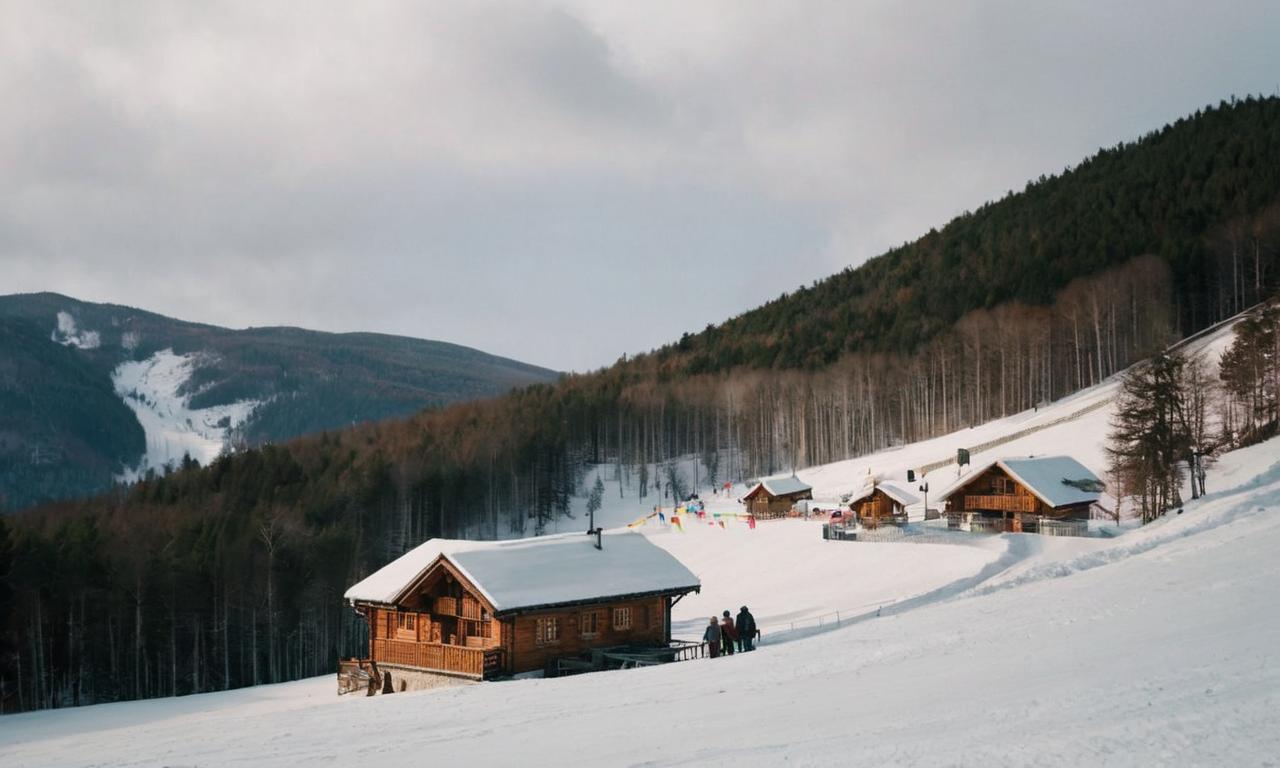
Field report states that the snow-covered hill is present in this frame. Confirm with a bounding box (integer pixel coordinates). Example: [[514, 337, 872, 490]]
[[1, 309, 1274, 766], [3, 437, 1276, 766], [570, 311, 1244, 541]]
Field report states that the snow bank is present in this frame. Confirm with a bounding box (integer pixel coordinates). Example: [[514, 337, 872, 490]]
[[650, 516, 999, 638]]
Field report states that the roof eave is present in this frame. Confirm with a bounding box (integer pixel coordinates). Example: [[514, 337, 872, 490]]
[[491, 583, 702, 618]]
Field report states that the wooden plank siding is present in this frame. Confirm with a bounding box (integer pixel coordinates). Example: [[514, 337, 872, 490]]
[[359, 574, 679, 678], [363, 557, 507, 678], [748, 494, 812, 519], [507, 597, 668, 675], [851, 488, 907, 528], [963, 494, 1038, 513]]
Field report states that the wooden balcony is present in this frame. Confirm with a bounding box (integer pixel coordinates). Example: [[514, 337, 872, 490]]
[[372, 638, 504, 679], [433, 595, 483, 620], [964, 494, 1036, 513], [460, 595, 482, 620]]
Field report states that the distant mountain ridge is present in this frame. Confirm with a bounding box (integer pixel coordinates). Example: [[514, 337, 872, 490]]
[[0, 292, 559, 510]]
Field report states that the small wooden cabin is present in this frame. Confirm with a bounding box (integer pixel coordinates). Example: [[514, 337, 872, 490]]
[[742, 476, 813, 519], [938, 455, 1103, 534], [848, 481, 920, 529], [343, 531, 700, 682]]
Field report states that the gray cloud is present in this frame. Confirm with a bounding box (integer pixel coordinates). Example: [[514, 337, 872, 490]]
[[2, 0, 1278, 370]]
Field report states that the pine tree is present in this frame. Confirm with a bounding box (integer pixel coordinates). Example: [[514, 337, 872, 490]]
[[586, 476, 604, 525], [1108, 352, 1191, 522]]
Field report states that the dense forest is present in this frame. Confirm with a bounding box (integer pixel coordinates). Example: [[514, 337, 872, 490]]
[[645, 96, 1280, 373], [2, 96, 1280, 713]]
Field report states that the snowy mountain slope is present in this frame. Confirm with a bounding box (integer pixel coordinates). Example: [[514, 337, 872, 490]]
[[656, 520, 1002, 638], [111, 349, 262, 479], [575, 311, 1245, 536], [0, 292, 559, 509], [521, 314, 1251, 640], [2, 437, 1276, 766]]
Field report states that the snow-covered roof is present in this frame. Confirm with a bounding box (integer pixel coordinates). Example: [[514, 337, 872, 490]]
[[938, 455, 1103, 509], [746, 476, 812, 498], [876, 481, 922, 507], [846, 480, 920, 507], [344, 531, 701, 613]]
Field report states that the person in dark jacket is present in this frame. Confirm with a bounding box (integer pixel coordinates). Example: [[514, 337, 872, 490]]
[[720, 610, 738, 656], [704, 617, 722, 658], [736, 606, 757, 652]]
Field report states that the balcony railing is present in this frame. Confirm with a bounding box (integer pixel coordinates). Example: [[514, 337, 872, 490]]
[[372, 638, 504, 679], [432, 595, 483, 620], [964, 494, 1037, 513], [459, 595, 482, 620]]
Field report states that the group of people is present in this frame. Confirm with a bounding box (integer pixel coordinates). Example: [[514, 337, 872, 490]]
[[703, 606, 757, 658]]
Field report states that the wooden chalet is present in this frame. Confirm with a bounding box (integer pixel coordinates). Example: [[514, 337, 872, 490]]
[[342, 531, 701, 686], [848, 481, 920, 529], [742, 476, 813, 519], [937, 455, 1104, 535]]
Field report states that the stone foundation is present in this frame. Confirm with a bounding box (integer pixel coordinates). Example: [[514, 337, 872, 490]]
[[377, 664, 476, 694]]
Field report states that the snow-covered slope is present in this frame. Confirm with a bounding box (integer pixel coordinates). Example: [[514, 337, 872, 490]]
[[579, 313, 1245, 532], [3, 437, 1276, 766], [2, 313, 1272, 766], [112, 349, 260, 479]]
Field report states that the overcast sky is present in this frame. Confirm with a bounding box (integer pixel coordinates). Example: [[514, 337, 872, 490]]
[[3, 1, 1278, 371]]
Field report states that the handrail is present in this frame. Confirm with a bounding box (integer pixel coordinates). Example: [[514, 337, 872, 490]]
[[371, 638, 496, 677]]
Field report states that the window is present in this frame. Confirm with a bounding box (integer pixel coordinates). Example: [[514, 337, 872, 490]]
[[612, 607, 632, 631], [536, 617, 560, 645], [394, 611, 417, 640], [580, 611, 600, 638], [993, 477, 1010, 494]]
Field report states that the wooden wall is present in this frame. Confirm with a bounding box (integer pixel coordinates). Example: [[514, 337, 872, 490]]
[[748, 491, 812, 519], [851, 489, 900, 516], [507, 596, 668, 674]]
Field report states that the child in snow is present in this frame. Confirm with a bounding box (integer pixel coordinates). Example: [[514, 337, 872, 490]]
[[704, 617, 722, 658]]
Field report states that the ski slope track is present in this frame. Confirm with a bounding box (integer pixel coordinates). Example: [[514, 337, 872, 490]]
[[2, 317, 1277, 766], [111, 349, 260, 480]]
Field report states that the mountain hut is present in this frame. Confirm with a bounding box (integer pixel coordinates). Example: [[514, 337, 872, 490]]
[[742, 476, 814, 519], [341, 531, 700, 688], [936, 455, 1104, 535]]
